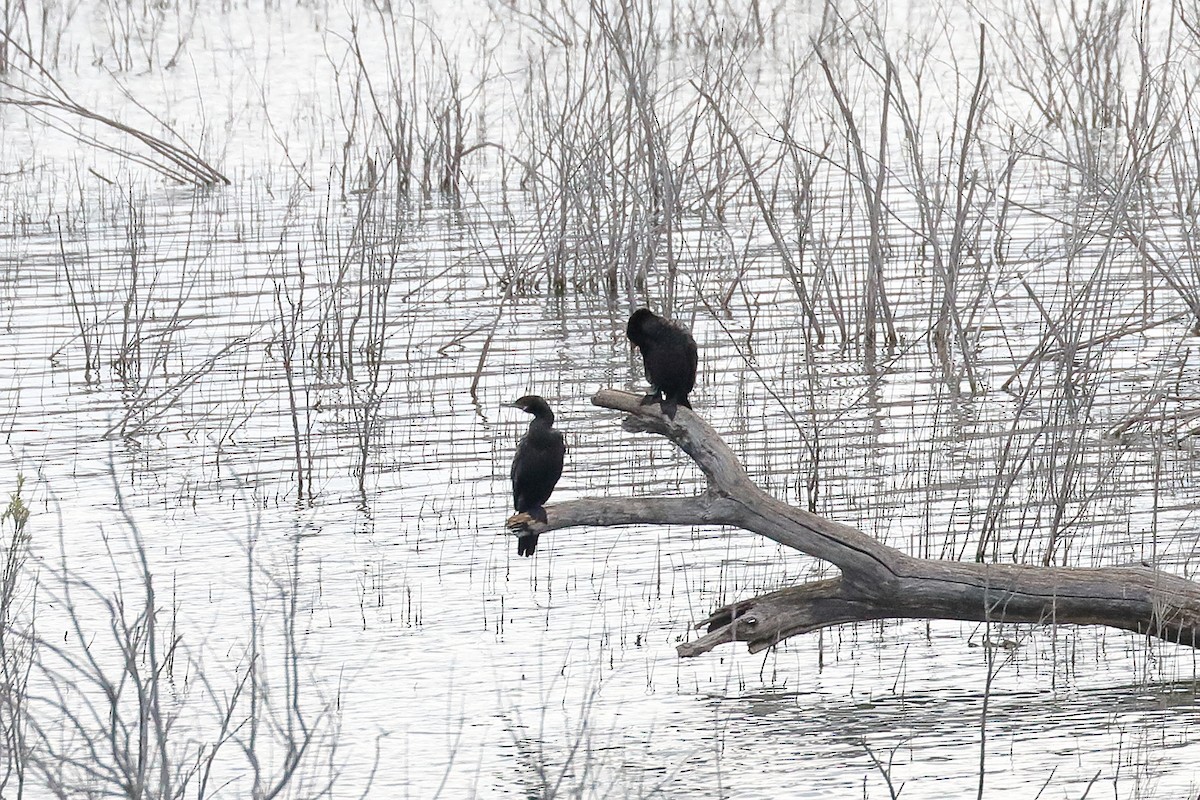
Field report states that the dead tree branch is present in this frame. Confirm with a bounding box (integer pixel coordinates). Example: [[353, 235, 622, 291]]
[[508, 390, 1200, 657]]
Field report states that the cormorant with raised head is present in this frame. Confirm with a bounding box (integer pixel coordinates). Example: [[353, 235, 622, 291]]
[[507, 395, 565, 557], [626, 308, 698, 420]]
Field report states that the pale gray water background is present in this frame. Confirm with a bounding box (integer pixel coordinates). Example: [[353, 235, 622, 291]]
[[3, 0, 1200, 796]]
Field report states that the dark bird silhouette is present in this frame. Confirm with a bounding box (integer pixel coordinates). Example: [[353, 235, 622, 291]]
[[508, 395, 565, 557], [626, 308, 698, 420]]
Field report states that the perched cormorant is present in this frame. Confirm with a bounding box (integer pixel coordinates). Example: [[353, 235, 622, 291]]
[[626, 308, 698, 419], [507, 395, 565, 557]]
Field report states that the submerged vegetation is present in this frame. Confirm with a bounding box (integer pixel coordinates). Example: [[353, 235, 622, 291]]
[[1, 0, 1200, 795]]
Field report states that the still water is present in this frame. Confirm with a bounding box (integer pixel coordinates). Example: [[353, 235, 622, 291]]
[[2, 0, 1200, 796]]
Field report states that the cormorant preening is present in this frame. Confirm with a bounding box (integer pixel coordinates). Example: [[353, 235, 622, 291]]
[[626, 308, 698, 420], [508, 395, 565, 557]]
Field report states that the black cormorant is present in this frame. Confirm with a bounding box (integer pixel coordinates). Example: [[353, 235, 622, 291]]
[[507, 395, 565, 557], [626, 308, 698, 419]]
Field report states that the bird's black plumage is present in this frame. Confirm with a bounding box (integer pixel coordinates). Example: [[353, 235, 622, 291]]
[[626, 308, 698, 420], [508, 395, 565, 557]]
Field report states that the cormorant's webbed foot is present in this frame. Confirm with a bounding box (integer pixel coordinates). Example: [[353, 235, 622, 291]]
[[661, 400, 679, 420], [528, 506, 549, 524], [639, 392, 662, 407]]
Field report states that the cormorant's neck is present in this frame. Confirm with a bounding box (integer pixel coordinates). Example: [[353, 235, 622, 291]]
[[529, 411, 555, 428]]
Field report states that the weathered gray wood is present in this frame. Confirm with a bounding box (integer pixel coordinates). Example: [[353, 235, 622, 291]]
[[507, 389, 1200, 656]]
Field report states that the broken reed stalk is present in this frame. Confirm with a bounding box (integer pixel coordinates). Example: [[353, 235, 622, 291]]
[[509, 390, 1200, 657], [864, 32, 983, 391], [941, 24, 988, 393], [56, 218, 99, 381], [592, 0, 679, 301], [692, 81, 823, 346], [0, 477, 31, 793], [815, 48, 896, 352], [275, 275, 308, 504], [342, 193, 399, 500]]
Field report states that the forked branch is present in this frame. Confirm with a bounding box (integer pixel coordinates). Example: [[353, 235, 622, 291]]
[[509, 390, 1200, 657]]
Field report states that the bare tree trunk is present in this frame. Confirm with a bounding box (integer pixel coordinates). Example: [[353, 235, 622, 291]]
[[507, 390, 1200, 657]]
